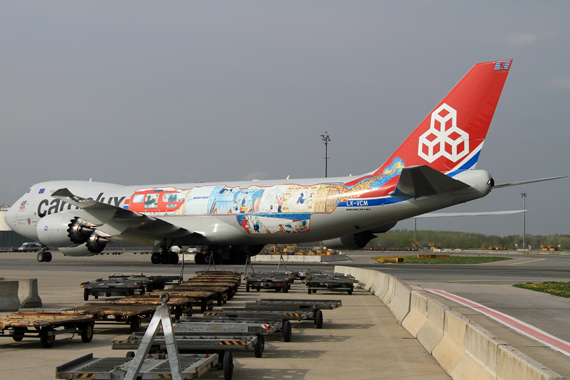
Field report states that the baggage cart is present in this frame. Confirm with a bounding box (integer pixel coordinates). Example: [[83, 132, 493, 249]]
[[69, 303, 157, 332], [205, 307, 324, 329], [305, 273, 358, 295], [55, 352, 223, 380], [0, 312, 94, 348], [177, 316, 292, 342]]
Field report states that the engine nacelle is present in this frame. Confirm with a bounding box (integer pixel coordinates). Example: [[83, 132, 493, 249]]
[[37, 214, 89, 247], [58, 244, 100, 257]]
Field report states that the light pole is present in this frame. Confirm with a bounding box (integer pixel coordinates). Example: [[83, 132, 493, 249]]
[[521, 192, 527, 251], [321, 132, 331, 178]]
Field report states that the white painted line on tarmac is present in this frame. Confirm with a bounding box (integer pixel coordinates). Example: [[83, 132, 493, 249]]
[[507, 258, 546, 265], [413, 286, 570, 357]]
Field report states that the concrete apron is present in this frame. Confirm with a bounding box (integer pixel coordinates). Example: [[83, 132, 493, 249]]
[[335, 265, 568, 380]]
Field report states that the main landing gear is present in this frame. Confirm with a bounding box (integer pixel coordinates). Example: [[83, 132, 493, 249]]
[[150, 245, 179, 265], [36, 247, 52, 263]]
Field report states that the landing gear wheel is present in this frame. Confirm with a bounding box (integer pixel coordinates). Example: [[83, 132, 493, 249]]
[[37, 252, 45, 262], [40, 327, 55, 348], [160, 252, 170, 264], [223, 351, 234, 380], [44, 252, 52, 262], [151, 252, 161, 264], [194, 252, 205, 264], [282, 320, 292, 342], [81, 323, 94, 343], [315, 309, 323, 329], [169, 251, 179, 264]]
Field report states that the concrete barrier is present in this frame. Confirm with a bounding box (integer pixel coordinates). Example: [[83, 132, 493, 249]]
[[334, 265, 567, 380], [416, 298, 449, 353], [386, 278, 411, 323], [497, 345, 566, 380], [402, 291, 429, 337], [18, 278, 42, 308], [0, 281, 20, 312]]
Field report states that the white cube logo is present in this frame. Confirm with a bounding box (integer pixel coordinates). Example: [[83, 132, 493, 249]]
[[418, 103, 469, 163]]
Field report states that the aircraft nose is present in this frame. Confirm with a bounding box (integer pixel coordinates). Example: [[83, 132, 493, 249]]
[[4, 204, 17, 230]]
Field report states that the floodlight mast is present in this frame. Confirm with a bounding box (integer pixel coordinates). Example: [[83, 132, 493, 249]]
[[321, 132, 331, 178]]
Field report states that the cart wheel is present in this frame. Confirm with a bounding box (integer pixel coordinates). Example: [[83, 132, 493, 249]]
[[81, 323, 94, 343], [315, 310, 324, 329], [83, 288, 89, 301], [126, 351, 135, 358], [312, 289, 317, 294], [40, 327, 55, 348], [223, 352, 234, 380], [246, 283, 250, 292], [146, 283, 154, 292], [94, 295, 98, 300], [282, 320, 292, 342], [256, 287, 260, 292], [254, 335, 263, 358], [130, 316, 141, 333], [283, 284, 289, 293], [12, 328, 26, 342], [307, 288, 311, 295], [217, 293, 223, 306], [348, 289, 353, 295]]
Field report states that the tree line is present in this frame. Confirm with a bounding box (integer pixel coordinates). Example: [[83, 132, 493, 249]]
[[369, 229, 570, 250]]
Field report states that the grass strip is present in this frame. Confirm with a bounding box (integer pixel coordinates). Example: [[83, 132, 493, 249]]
[[371, 255, 511, 264], [513, 281, 570, 298]]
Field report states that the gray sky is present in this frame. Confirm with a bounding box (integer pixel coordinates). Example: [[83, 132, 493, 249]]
[[1, 1, 569, 237]]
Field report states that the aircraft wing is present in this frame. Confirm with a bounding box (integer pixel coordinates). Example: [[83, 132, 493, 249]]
[[415, 210, 526, 218], [51, 188, 204, 240], [493, 175, 567, 189], [391, 165, 470, 197]]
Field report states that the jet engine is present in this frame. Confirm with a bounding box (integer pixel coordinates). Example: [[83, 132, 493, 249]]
[[322, 223, 397, 250], [58, 244, 99, 257], [37, 214, 94, 247]]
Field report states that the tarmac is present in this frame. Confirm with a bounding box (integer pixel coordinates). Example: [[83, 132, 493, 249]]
[[0, 252, 450, 380]]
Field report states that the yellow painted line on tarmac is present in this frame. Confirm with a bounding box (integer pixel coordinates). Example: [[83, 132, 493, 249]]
[[507, 258, 546, 266]]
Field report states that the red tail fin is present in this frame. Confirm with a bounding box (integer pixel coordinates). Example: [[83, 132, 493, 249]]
[[375, 60, 512, 175]]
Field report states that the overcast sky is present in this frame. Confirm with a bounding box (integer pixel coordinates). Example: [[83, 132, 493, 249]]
[[1, 1, 569, 238]]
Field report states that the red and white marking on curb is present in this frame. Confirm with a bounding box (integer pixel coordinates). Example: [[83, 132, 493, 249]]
[[412, 286, 570, 357]]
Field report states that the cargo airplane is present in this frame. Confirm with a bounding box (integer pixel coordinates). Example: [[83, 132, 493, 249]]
[[5, 60, 556, 265]]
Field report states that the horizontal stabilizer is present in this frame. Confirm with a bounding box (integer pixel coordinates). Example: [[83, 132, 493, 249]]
[[391, 165, 470, 197], [415, 210, 526, 218], [493, 175, 567, 189]]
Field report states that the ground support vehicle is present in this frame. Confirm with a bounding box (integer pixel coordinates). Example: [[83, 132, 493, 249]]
[[80, 277, 146, 301], [205, 308, 323, 329], [0, 312, 94, 348], [305, 273, 358, 295], [179, 315, 292, 342], [55, 352, 220, 380], [113, 331, 264, 358], [244, 271, 295, 293], [69, 303, 157, 332], [246, 298, 342, 310], [109, 274, 182, 292], [181, 279, 240, 298], [149, 289, 216, 312], [166, 285, 231, 305], [112, 294, 198, 318]]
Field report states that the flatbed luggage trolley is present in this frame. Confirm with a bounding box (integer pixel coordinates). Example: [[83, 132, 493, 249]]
[[205, 307, 324, 329], [0, 312, 95, 348], [305, 272, 359, 295], [56, 353, 219, 380], [80, 277, 146, 301], [244, 272, 295, 293], [69, 303, 158, 332], [179, 315, 293, 342]]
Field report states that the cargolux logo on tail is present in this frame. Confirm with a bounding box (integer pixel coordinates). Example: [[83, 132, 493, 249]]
[[418, 103, 469, 163]]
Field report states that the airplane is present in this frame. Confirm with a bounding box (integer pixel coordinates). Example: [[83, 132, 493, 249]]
[[5, 59, 556, 265]]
